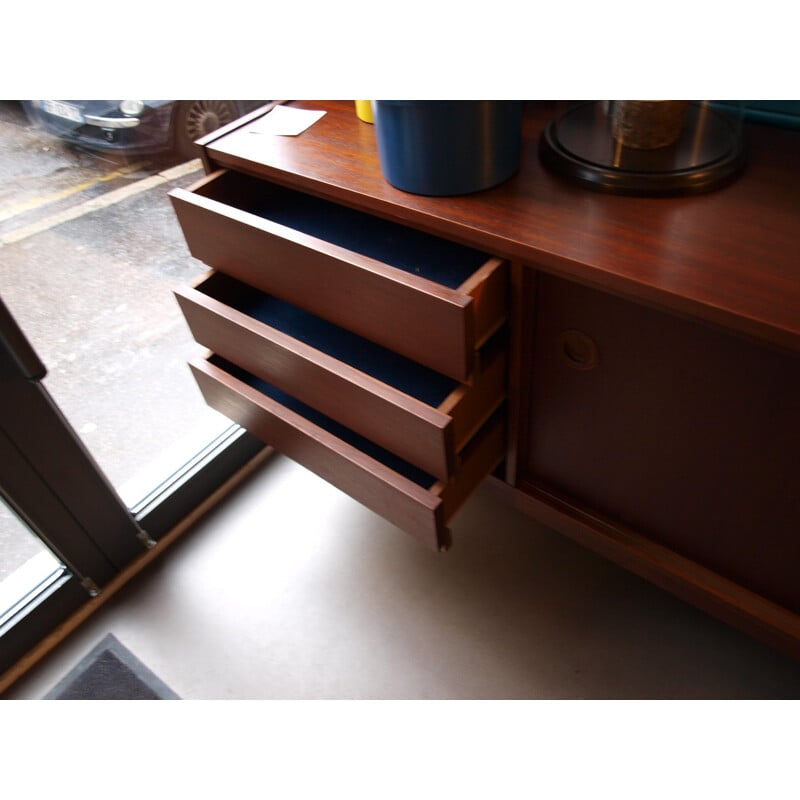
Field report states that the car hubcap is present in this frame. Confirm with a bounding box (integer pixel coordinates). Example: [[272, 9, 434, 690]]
[[184, 101, 235, 139]]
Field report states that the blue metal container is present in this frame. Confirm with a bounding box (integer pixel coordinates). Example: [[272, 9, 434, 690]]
[[373, 101, 523, 196]]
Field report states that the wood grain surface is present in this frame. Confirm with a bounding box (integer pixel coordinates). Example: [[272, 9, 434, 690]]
[[205, 100, 800, 355]]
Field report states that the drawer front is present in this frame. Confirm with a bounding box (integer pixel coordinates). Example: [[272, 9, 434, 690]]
[[170, 170, 507, 381], [176, 271, 507, 481], [189, 354, 505, 551]]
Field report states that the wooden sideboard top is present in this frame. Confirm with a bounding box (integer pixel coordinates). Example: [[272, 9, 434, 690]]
[[203, 100, 800, 354]]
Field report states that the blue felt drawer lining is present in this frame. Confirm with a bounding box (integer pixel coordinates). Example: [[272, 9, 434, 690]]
[[214, 172, 490, 289], [202, 273, 459, 408], [211, 355, 436, 489]]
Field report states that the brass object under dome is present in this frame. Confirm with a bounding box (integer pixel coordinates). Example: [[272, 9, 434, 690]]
[[539, 101, 746, 196]]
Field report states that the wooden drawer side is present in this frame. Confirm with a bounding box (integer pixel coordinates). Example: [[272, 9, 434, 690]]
[[189, 355, 506, 551], [175, 281, 457, 479], [460, 257, 509, 348], [438, 410, 506, 522], [170, 172, 510, 381], [442, 340, 507, 451], [190, 355, 447, 550], [170, 185, 477, 379]]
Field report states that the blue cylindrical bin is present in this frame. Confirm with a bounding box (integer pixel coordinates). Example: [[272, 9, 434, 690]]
[[373, 101, 523, 196]]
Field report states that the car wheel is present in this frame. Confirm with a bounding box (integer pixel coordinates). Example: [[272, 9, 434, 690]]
[[173, 100, 238, 160]]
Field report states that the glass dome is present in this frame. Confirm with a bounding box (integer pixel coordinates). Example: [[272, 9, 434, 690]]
[[539, 100, 746, 196]]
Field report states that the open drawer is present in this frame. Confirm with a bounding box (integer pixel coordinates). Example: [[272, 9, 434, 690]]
[[176, 271, 507, 481], [169, 170, 507, 381], [190, 353, 506, 551]]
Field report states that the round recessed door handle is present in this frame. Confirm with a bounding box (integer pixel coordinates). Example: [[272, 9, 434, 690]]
[[558, 329, 600, 370]]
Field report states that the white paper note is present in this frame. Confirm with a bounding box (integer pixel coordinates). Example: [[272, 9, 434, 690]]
[[247, 106, 327, 136]]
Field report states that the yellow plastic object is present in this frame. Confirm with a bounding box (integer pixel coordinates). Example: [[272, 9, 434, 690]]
[[355, 101, 374, 123]]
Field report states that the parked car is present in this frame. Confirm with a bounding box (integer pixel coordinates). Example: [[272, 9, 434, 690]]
[[21, 100, 266, 159]]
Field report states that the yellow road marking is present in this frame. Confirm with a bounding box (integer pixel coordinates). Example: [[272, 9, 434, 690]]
[[0, 161, 147, 223], [0, 159, 203, 247]]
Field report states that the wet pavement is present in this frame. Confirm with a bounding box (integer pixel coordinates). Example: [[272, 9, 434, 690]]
[[0, 101, 229, 580]]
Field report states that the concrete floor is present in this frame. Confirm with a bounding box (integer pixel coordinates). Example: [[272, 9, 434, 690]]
[[6, 453, 800, 700]]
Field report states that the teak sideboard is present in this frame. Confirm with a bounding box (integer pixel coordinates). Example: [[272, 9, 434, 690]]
[[169, 100, 800, 661]]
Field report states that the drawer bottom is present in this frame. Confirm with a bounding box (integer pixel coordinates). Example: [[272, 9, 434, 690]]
[[190, 353, 505, 551]]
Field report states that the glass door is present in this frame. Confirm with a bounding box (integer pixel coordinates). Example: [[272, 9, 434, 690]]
[[0, 298, 145, 673], [0, 295, 262, 676], [0, 100, 264, 676]]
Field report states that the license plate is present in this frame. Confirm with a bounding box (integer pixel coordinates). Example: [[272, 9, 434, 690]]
[[42, 100, 84, 124]]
